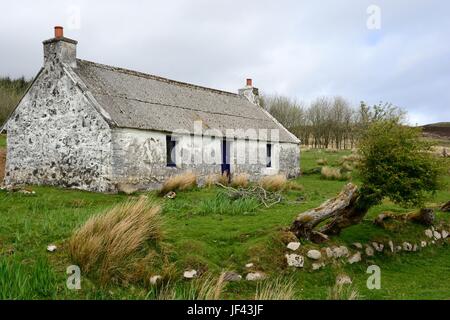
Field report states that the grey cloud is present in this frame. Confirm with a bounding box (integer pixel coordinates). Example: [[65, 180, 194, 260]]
[[0, 0, 449, 124]]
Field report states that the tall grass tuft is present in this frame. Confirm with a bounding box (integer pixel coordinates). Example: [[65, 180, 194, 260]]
[[255, 277, 297, 300], [321, 166, 350, 181], [147, 273, 226, 300], [258, 175, 287, 191], [231, 174, 249, 188], [327, 284, 359, 300], [68, 198, 162, 285], [160, 172, 197, 195]]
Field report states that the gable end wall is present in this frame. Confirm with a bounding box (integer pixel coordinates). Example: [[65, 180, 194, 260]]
[[4, 61, 114, 192]]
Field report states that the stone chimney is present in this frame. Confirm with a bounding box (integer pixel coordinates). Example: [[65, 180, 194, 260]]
[[238, 78, 260, 106], [43, 26, 78, 68]]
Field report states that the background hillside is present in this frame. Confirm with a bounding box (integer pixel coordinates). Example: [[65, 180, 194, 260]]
[[0, 77, 31, 128]]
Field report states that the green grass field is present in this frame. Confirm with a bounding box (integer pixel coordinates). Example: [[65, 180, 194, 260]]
[[0, 134, 6, 148], [0, 145, 449, 300]]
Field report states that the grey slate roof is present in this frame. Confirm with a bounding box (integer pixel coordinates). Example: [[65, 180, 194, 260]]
[[73, 59, 299, 143]]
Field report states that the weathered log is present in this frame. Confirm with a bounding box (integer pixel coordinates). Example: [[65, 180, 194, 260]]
[[441, 201, 450, 212], [291, 183, 369, 242], [374, 208, 435, 228]]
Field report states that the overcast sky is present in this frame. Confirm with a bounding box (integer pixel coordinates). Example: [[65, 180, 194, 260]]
[[1, 0, 449, 125]]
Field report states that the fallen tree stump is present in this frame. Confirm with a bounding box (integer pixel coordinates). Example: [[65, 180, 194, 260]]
[[291, 183, 369, 243], [441, 201, 450, 212], [374, 208, 435, 228]]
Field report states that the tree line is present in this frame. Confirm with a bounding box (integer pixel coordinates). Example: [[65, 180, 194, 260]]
[[0, 76, 32, 128], [261, 95, 405, 149]]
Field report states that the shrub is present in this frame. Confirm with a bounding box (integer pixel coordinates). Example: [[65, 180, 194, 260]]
[[316, 158, 328, 166], [231, 174, 249, 188], [358, 121, 444, 207], [258, 175, 287, 191], [68, 198, 162, 285], [255, 277, 296, 300], [160, 172, 197, 195]]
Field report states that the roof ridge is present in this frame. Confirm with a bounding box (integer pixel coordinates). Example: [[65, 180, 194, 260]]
[[76, 59, 241, 98]]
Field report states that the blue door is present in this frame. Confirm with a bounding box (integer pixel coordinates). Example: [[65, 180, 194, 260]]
[[221, 139, 231, 177]]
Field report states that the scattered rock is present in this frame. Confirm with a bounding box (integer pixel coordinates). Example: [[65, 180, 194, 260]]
[[183, 270, 198, 279], [372, 242, 384, 252], [433, 231, 442, 240], [432, 240, 436, 244], [348, 252, 362, 264], [245, 263, 254, 268], [223, 272, 242, 282], [336, 274, 352, 286], [352, 243, 363, 249], [402, 242, 413, 251], [388, 241, 394, 253], [150, 275, 162, 285], [287, 242, 301, 251], [365, 246, 374, 257], [339, 246, 350, 257], [420, 241, 427, 248], [413, 244, 418, 252], [312, 262, 325, 270], [325, 247, 334, 259], [18, 189, 36, 195], [47, 244, 57, 252], [332, 246, 348, 258], [425, 229, 433, 239], [442, 230, 448, 239], [246, 272, 266, 281], [307, 250, 322, 260], [285, 254, 304, 268], [396, 246, 402, 252], [165, 191, 177, 199]]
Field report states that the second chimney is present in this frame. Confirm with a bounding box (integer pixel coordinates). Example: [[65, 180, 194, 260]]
[[239, 78, 260, 106]]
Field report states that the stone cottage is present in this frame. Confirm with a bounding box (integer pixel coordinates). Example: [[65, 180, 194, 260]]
[[1, 27, 300, 193]]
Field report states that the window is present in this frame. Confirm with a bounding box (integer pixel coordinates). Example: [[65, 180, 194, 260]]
[[166, 135, 177, 167], [266, 143, 272, 168]]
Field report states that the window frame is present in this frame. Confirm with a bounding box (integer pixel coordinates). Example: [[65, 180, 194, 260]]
[[266, 143, 272, 168], [166, 135, 177, 167]]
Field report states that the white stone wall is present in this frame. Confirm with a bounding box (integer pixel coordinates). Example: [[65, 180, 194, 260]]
[[111, 128, 300, 189], [4, 61, 113, 192]]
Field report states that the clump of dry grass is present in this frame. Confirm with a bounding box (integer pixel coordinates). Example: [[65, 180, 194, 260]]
[[204, 174, 219, 188], [231, 174, 249, 188], [316, 158, 328, 166], [255, 277, 296, 300], [286, 181, 304, 191], [217, 173, 230, 186], [68, 198, 162, 285], [258, 175, 287, 191], [321, 166, 350, 181], [195, 273, 227, 300], [160, 172, 197, 195], [327, 284, 359, 300], [150, 273, 227, 300]]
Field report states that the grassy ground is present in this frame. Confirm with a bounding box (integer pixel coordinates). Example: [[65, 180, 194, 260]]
[[0, 134, 6, 148], [0, 145, 449, 300]]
